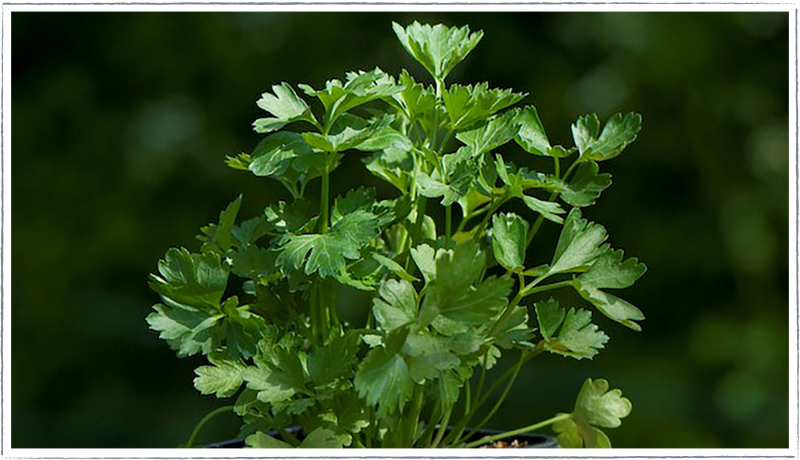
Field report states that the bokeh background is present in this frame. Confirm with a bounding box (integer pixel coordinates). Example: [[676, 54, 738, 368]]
[[11, 11, 789, 448]]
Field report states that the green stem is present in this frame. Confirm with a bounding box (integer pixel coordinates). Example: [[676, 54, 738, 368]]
[[471, 353, 526, 432], [526, 158, 581, 248], [430, 405, 452, 448], [472, 197, 507, 236], [365, 406, 376, 448], [406, 195, 428, 273], [521, 279, 574, 297], [446, 355, 487, 446], [462, 413, 571, 449], [419, 403, 442, 447], [277, 427, 301, 447], [554, 156, 561, 179], [487, 291, 524, 338], [310, 283, 320, 341], [185, 405, 234, 448], [405, 384, 425, 447], [475, 350, 537, 409], [445, 205, 452, 245], [320, 167, 330, 235], [465, 380, 472, 415]]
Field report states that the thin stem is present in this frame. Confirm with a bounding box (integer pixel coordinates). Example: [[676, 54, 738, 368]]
[[366, 405, 377, 448], [320, 167, 330, 235], [430, 405, 452, 448], [445, 205, 452, 245], [474, 353, 489, 407], [405, 384, 425, 447], [406, 195, 428, 273], [474, 350, 537, 409], [472, 353, 526, 431], [472, 196, 507, 237], [185, 405, 234, 448], [526, 158, 582, 248], [462, 413, 571, 449], [277, 427, 301, 447], [465, 380, 472, 415], [526, 213, 547, 247], [445, 355, 487, 446], [521, 279, 574, 297], [419, 403, 442, 447], [310, 284, 320, 341], [554, 156, 561, 179], [487, 291, 524, 338]]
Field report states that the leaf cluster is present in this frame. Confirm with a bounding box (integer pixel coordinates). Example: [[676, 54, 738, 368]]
[[148, 20, 646, 449]]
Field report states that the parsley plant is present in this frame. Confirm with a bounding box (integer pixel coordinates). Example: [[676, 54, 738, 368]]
[[147, 21, 645, 449]]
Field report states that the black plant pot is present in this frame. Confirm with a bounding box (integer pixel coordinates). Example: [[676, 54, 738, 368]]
[[205, 427, 559, 449]]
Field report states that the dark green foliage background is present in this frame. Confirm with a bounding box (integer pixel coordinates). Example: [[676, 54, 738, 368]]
[[11, 11, 788, 448]]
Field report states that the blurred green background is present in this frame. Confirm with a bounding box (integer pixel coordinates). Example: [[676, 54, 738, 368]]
[[11, 12, 789, 448]]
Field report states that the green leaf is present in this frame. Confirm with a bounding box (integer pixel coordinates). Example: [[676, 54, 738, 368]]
[[199, 195, 242, 254], [573, 378, 632, 428], [299, 68, 402, 127], [421, 242, 512, 325], [553, 415, 611, 448], [146, 304, 222, 357], [573, 285, 645, 332], [548, 208, 608, 276], [572, 112, 642, 161], [331, 187, 376, 224], [248, 132, 316, 178], [416, 164, 473, 207], [455, 110, 520, 156], [438, 369, 464, 408], [308, 332, 361, 385], [302, 113, 378, 153], [403, 332, 460, 383], [245, 431, 293, 448], [393, 71, 447, 141], [522, 194, 565, 224], [276, 210, 381, 277], [491, 213, 528, 272], [299, 428, 344, 448], [230, 245, 278, 280], [410, 244, 439, 285], [535, 299, 608, 360], [253, 82, 316, 133], [533, 298, 565, 342], [515, 105, 573, 158], [554, 378, 631, 448], [355, 125, 414, 152], [577, 248, 647, 290], [560, 161, 612, 207], [222, 298, 267, 360], [573, 249, 647, 331], [557, 308, 609, 360], [373, 279, 418, 332], [493, 305, 534, 349], [232, 215, 271, 247], [354, 347, 415, 415], [372, 254, 418, 283], [443, 83, 526, 130], [243, 350, 301, 405], [553, 415, 582, 448], [392, 21, 483, 80], [264, 199, 316, 235], [149, 248, 229, 311], [363, 146, 413, 193], [193, 352, 246, 398]]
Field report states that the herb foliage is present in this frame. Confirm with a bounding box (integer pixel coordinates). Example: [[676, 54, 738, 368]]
[[148, 21, 645, 448]]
